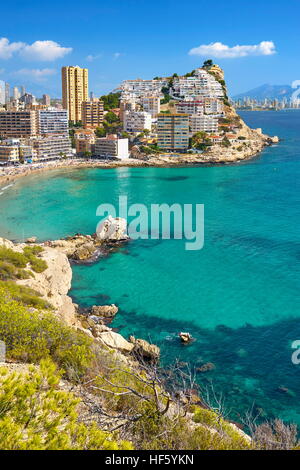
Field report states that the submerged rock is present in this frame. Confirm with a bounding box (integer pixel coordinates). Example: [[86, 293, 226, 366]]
[[196, 362, 216, 373]]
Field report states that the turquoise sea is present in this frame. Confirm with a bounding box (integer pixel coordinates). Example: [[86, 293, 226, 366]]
[[0, 110, 299, 426]]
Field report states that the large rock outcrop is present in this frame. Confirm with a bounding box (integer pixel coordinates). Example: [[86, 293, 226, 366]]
[[96, 215, 128, 241]]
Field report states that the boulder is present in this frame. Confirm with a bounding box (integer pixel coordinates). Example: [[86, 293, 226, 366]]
[[129, 336, 160, 362], [179, 332, 193, 343], [96, 215, 128, 241], [97, 331, 134, 354], [26, 236, 37, 243], [91, 304, 118, 318], [72, 243, 95, 260], [92, 324, 112, 336]]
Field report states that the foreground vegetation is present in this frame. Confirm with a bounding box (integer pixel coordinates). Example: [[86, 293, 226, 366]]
[[0, 243, 298, 450]]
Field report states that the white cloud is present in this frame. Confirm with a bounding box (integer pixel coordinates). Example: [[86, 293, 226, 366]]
[[113, 52, 122, 60], [86, 53, 102, 62], [0, 37, 25, 59], [13, 68, 57, 82], [188, 41, 276, 59], [21, 40, 72, 61], [0, 38, 72, 61]]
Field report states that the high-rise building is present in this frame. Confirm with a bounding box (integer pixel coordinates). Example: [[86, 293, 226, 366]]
[[141, 96, 160, 117], [0, 111, 37, 138], [61, 66, 88, 123], [19, 93, 36, 106], [81, 98, 104, 128], [26, 135, 72, 160], [0, 81, 5, 105], [123, 110, 152, 133], [20, 86, 26, 97], [37, 108, 68, 135], [157, 113, 189, 151], [189, 115, 218, 134], [5, 83, 10, 105], [13, 86, 20, 100], [42, 94, 51, 107]]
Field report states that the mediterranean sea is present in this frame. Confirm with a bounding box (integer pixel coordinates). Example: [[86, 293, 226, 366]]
[[0, 110, 299, 426]]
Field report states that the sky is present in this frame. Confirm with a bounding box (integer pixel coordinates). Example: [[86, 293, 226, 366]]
[[0, 0, 299, 98]]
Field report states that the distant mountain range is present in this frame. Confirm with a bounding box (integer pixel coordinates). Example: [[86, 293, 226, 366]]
[[233, 84, 293, 101]]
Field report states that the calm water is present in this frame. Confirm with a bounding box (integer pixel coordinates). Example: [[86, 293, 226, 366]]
[[0, 110, 299, 426]]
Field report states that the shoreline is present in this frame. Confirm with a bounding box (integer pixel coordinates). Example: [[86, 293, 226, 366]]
[[0, 138, 276, 186]]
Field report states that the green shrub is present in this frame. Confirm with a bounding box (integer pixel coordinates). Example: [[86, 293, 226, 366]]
[[0, 261, 33, 281], [0, 281, 51, 309], [23, 246, 47, 273], [0, 247, 28, 268], [0, 287, 93, 376], [0, 359, 133, 450], [23, 245, 44, 256], [0, 245, 47, 275]]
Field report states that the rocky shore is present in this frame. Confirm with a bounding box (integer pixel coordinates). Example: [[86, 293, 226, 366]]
[[0, 219, 160, 364]]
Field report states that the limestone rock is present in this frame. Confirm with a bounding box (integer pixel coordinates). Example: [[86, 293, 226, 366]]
[[72, 242, 95, 260], [97, 331, 134, 353], [91, 304, 118, 318], [179, 332, 193, 343], [26, 236, 37, 243], [92, 324, 111, 336], [129, 336, 160, 361], [96, 215, 128, 241], [15, 244, 79, 327]]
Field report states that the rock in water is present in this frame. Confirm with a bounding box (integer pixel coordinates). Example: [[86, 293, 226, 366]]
[[179, 332, 193, 343], [72, 242, 95, 260], [26, 237, 37, 243], [91, 304, 118, 318], [96, 215, 128, 241]]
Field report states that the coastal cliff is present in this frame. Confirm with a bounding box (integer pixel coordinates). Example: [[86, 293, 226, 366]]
[[0, 234, 259, 450]]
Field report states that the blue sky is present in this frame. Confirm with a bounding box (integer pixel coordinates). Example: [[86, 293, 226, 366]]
[[1, 0, 299, 98]]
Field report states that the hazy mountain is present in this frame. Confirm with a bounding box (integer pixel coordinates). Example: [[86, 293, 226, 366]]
[[233, 84, 293, 101]]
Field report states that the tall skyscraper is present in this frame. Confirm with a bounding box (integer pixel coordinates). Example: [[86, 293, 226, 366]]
[[81, 98, 104, 128], [13, 86, 20, 100], [0, 81, 5, 105], [20, 86, 26, 97], [5, 83, 10, 104], [61, 66, 88, 122], [157, 113, 189, 151], [42, 94, 51, 107]]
